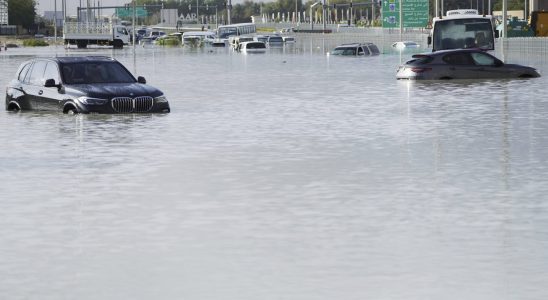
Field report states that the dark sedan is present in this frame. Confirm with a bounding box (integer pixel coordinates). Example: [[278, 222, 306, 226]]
[[5, 56, 170, 113], [396, 49, 541, 80]]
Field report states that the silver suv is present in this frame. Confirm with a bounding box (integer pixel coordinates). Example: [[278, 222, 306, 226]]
[[330, 43, 380, 56]]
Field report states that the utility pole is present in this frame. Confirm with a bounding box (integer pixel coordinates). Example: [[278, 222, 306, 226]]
[[227, 0, 232, 25]]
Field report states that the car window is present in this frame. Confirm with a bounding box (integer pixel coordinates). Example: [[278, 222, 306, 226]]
[[442, 53, 474, 65], [357, 47, 364, 55], [28, 60, 47, 86], [43, 62, 60, 84], [470, 52, 497, 66], [18, 63, 32, 82], [368, 44, 380, 54], [61, 62, 136, 84], [338, 47, 356, 55], [407, 55, 434, 65]]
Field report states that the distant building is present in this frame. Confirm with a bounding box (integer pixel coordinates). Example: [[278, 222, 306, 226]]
[[43, 11, 64, 27], [0, 0, 8, 25], [160, 9, 178, 27]]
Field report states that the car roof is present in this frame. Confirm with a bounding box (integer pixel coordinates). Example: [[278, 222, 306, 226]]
[[415, 48, 485, 58], [338, 42, 376, 47], [49, 56, 118, 64]]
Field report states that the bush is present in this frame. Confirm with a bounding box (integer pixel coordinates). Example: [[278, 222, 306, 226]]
[[23, 39, 49, 47]]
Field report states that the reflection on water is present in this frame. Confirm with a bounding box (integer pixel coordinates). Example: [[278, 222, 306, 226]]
[[1, 43, 548, 300]]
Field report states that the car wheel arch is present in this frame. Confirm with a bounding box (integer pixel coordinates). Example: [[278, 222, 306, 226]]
[[63, 102, 79, 114], [6, 100, 21, 111]]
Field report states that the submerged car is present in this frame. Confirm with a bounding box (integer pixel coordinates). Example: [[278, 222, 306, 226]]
[[5, 56, 170, 113], [391, 41, 420, 50], [236, 41, 267, 53], [330, 43, 380, 56], [396, 49, 541, 80]]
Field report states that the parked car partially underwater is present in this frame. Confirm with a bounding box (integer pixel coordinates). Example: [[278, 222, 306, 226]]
[[396, 49, 541, 80], [236, 41, 267, 53], [330, 43, 380, 56], [392, 41, 420, 50], [5, 56, 170, 113]]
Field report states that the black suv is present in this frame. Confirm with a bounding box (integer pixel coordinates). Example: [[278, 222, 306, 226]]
[[5, 56, 170, 114]]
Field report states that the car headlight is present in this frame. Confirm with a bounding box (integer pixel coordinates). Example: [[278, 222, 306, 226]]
[[154, 95, 168, 103], [78, 97, 108, 105]]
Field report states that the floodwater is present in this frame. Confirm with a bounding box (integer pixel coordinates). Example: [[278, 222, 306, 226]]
[[1, 42, 548, 300]]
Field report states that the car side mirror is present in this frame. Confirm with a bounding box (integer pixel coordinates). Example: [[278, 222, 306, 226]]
[[427, 36, 432, 46], [137, 76, 146, 84], [44, 78, 60, 88]]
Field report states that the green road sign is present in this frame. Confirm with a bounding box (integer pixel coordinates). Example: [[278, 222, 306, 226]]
[[382, 0, 429, 28], [115, 7, 148, 18]]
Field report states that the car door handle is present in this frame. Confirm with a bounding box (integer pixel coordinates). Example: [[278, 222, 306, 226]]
[[38, 90, 43, 95], [449, 67, 456, 70]]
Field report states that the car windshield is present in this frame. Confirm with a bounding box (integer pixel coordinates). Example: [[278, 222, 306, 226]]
[[61, 62, 136, 84], [246, 42, 266, 49], [433, 18, 495, 51]]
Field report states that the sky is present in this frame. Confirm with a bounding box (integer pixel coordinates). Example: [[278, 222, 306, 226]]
[[37, 0, 125, 14]]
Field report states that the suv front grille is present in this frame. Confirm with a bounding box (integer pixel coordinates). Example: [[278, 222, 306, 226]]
[[111, 96, 154, 113]]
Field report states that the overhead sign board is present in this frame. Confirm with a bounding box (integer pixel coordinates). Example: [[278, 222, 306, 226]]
[[115, 7, 148, 18], [382, 0, 429, 28]]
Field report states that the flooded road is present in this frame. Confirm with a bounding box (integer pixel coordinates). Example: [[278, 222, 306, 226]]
[[1, 43, 548, 299]]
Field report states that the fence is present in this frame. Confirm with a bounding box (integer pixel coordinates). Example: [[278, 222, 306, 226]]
[[290, 28, 548, 62], [294, 29, 429, 54]]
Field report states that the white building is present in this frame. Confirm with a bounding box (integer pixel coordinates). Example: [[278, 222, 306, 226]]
[[0, 0, 8, 25]]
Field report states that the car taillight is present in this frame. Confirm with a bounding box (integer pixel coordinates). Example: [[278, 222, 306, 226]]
[[411, 67, 432, 73]]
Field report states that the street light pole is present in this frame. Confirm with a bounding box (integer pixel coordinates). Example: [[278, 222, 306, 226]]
[[399, 0, 403, 41], [54, 0, 57, 44], [322, 0, 326, 32], [310, 1, 320, 30], [295, 0, 298, 23], [132, 0, 136, 49]]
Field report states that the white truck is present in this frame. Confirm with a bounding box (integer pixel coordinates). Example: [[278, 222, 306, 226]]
[[428, 9, 498, 52], [63, 22, 131, 49]]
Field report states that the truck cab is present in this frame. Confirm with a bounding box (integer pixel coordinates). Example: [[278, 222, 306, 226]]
[[428, 9, 498, 52]]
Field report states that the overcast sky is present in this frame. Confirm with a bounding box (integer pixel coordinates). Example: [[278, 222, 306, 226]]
[[37, 0, 125, 14]]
